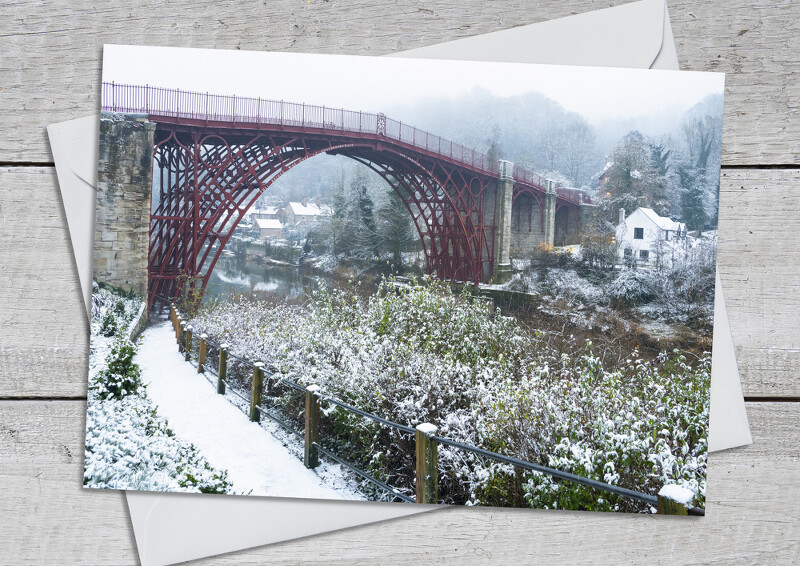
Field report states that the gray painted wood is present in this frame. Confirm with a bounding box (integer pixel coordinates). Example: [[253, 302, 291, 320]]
[[1, 0, 798, 563], [0, 0, 798, 165], [1, 401, 798, 564]]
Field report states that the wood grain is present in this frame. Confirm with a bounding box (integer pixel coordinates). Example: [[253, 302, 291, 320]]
[[1, 400, 797, 564], [0, 0, 797, 165], [1, 166, 797, 398], [1, 1, 798, 563]]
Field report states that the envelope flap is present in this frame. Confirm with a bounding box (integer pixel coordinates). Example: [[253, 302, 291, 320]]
[[396, 0, 666, 69]]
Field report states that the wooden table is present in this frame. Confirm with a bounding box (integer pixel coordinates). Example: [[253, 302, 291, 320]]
[[1, 1, 798, 563]]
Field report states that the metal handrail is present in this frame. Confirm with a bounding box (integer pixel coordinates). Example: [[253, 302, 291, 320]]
[[175, 305, 659, 508], [100, 82, 590, 203], [313, 442, 415, 503], [431, 434, 658, 506], [318, 395, 416, 435]]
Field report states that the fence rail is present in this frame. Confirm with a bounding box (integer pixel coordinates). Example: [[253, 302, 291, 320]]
[[167, 303, 696, 513], [101, 82, 589, 205]]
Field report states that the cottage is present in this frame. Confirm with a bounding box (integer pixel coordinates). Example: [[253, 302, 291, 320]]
[[255, 218, 284, 238], [285, 199, 326, 225], [249, 206, 281, 222], [616, 207, 686, 266]]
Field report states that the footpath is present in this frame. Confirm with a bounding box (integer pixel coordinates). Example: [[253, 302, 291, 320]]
[[136, 322, 359, 499]]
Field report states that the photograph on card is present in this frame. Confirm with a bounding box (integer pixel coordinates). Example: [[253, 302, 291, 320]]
[[87, 45, 723, 515]]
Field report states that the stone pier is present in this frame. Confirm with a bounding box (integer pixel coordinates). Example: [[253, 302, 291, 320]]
[[542, 180, 556, 247], [93, 113, 156, 297], [493, 160, 514, 283]]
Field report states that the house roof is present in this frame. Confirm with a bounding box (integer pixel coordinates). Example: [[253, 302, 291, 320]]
[[255, 218, 283, 230], [288, 201, 324, 216], [638, 208, 685, 231], [250, 206, 280, 215]]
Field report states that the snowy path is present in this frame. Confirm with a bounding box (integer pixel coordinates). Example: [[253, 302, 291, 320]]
[[136, 322, 356, 499]]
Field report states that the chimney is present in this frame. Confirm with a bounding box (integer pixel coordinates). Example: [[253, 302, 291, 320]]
[[619, 208, 625, 225], [302, 196, 308, 207]]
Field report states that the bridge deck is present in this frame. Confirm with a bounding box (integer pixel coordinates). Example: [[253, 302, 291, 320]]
[[101, 82, 588, 205]]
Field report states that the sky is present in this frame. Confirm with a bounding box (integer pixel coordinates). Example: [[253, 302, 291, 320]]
[[103, 45, 724, 125]]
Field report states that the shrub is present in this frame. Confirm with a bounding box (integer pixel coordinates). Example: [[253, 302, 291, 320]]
[[95, 339, 144, 400], [189, 277, 709, 510], [100, 310, 118, 337]]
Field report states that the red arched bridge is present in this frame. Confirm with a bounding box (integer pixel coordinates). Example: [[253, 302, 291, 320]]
[[98, 83, 593, 309]]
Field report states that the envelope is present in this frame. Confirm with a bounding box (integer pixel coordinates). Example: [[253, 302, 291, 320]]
[[48, 1, 750, 564]]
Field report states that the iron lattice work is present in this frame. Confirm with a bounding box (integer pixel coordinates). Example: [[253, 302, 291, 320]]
[[100, 83, 588, 308], [149, 127, 495, 309]]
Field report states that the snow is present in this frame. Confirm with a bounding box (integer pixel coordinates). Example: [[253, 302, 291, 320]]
[[188, 280, 710, 510], [288, 201, 325, 216], [254, 281, 279, 292], [659, 484, 695, 506], [136, 322, 362, 500], [215, 271, 251, 286], [639, 207, 685, 232], [255, 218, 283, 230], [416, 423, 438, 435]]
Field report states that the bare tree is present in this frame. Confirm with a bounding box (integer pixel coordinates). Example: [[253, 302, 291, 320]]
[[561, 117, 596, 186]]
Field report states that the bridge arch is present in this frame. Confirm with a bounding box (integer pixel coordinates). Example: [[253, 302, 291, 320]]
[[96, 84, 590, 309], [148, 126, 493, 308]]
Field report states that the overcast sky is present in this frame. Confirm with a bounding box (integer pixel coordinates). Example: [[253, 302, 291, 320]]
[[103, 45, 724, 125]]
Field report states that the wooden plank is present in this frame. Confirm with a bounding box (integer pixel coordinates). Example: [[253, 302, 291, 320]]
[[0, 167, 88, 398], [1, 166, 798, 397], [1, 400, 797, 564], [717, 169, 800, 397], [0, 0, 797, 165]]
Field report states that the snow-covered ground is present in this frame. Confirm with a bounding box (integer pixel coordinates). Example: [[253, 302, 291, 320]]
[[136, 322, 364, 500]]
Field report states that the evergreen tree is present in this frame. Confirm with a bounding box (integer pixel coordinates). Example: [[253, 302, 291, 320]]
[[599, 131, 649, 219], [600, 131, 675, 221], [349, 171, 380, 259], [678, 164, 706, 234], [379, 186, 413, 268], [645, 141, 671, 216]]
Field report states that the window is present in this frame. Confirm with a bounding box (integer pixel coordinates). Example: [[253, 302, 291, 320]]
[[639, 249, 649, 261], [634, 227, 644, 239], [624, 248, 632, 257], [665, 231, 670, 241]]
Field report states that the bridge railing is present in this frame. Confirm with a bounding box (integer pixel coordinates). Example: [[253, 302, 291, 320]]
[[167, 302, 697, 513], [102, 82, 533, 183]]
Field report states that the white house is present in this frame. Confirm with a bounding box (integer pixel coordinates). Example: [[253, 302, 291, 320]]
[[248, 206, 281, 222], [616, 207, 686, 266], [285, 200, 326, 225], [255, 218, 284, 238]]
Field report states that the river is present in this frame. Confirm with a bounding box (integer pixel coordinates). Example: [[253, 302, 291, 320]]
[[204, 256, 320, 303]]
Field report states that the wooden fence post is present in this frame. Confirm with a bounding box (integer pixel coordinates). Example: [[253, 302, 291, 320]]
[[170, 303, 176, 332], [657, 495, 688, 515], [198, 333, 207, 373], [250, 362, 264, 422], [179, 322, 186, 353], [415, 423, 438, 504], [304, 385, 321, 468], [184, 325, 193, 362], [217, 344, 228, 394], [657, 486, 692, 515]]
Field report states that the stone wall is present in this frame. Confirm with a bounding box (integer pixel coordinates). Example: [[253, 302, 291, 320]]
[[94, 113, 156, 297], [510, 203, 547, 258]]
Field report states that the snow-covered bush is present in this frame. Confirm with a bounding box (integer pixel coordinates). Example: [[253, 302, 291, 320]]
[[608, 268, 656, 307], [93, 339, 144, 400], [84, 394, 233, 493], [86, 283, 233, 494], [190, 277, 709, 511]]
